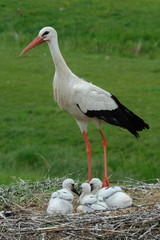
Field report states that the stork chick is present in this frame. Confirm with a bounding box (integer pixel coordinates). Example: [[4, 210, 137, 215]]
[[90, 178, 132, 208], [77, 182, 108, 213], [47, 178, 77, 215]]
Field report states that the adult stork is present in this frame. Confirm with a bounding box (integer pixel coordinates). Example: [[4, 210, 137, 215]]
[[20, 26, 149, 187]]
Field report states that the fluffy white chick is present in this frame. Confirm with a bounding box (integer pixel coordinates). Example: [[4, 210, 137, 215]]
[[47, 178, 77, 214], [90, 178, 132, 209], [77, 182, 108, 213]]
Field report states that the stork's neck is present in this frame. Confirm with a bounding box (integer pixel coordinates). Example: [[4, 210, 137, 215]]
[[48, 37, 72, 76], [80, 190, 89, 202], [91, 187, 99, 195]]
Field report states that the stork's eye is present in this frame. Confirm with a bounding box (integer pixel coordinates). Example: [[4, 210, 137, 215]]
[[42, 31, 49, 37]]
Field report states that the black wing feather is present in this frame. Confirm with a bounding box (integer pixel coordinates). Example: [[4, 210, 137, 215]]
[[77, 95, 149, 138]]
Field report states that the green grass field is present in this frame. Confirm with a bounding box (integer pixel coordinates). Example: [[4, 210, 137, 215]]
[[0, 0, 160, 184]]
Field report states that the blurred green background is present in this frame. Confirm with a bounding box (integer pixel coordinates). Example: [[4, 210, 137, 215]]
[[0, 0, 160, 184]]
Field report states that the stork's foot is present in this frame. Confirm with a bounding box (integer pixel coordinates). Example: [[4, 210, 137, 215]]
[[102, 177, 110, 187]]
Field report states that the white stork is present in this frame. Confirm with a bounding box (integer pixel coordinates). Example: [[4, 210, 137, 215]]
[[20, 26, 149, 187], [90, 178, 132, 208], [47, 178, 77, 214], [77, 182, 108, 213]]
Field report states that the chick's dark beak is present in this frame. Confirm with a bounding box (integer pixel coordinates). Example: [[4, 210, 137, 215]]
[[90, 183, 94, 192], [78, 186, 82, 196], [71, 184, 79, 195]]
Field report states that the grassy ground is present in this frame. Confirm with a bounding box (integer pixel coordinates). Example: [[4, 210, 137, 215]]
[[0, 0, 160, 184]]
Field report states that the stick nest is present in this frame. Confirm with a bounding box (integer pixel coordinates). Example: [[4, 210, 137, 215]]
[[0, 178, 160, 240]]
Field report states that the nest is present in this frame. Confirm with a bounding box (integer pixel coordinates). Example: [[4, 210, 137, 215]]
[[0, 178, 160, 240]]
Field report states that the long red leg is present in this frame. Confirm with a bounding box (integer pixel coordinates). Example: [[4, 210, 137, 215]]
[[82, 131, 92, 182], [99, 129, 110, 187]]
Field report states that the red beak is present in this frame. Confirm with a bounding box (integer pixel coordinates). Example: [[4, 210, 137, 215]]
[[20, 36, 44, 55]]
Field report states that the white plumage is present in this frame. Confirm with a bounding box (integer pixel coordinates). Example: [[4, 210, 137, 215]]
[[77, 182, 108, 213], [90, 178, 132, 209], [47, 178, 75, 215], [20, 26, 149, 187]]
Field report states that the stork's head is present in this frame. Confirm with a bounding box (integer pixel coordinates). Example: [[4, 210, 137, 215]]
[[90, 178, 103, 193], [62, 178, 79, 195], [38, 26, 57, 41], [20, 26, 57, 55], [79, 183, 91, 195]]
